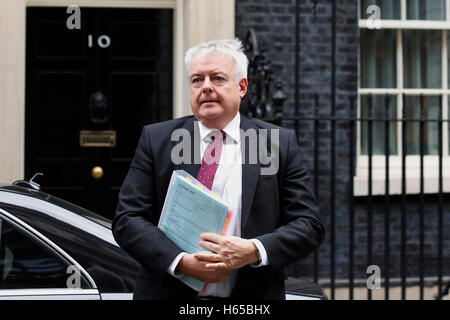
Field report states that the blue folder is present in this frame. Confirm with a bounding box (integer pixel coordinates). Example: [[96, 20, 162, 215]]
[[158, 170, 231, 291]]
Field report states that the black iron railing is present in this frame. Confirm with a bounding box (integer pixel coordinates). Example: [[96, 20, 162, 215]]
[[243, 0, 449, 298], [282, 93, 449, 300]]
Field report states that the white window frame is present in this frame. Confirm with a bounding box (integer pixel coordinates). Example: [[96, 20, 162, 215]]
[[356, 0, 450, 196]]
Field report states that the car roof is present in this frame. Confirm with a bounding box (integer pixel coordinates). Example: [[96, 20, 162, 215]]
[[0, 185, 112, 229]]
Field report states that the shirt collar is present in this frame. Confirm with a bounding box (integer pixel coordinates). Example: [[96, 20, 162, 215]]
[[198, 112, 241, 143]]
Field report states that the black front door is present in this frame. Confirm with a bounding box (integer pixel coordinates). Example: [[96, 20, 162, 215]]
[[25, 7, 173, 219]]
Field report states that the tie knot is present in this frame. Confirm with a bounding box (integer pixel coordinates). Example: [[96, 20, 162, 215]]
[[211, 130, 226, 142]]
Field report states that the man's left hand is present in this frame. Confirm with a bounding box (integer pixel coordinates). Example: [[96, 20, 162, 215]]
[[195, 233, 259, 271]]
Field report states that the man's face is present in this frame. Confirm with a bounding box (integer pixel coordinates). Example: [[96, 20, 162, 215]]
[[189, 52, 247, 129]]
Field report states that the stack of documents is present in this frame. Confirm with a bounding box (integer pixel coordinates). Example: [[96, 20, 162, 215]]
[[158, 170, 232, 291]]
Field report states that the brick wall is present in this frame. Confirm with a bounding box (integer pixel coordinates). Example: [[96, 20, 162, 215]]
[[236, 0, 359, 281], [235, 0, 450, 288]]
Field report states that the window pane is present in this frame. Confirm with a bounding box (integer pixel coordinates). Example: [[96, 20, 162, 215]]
[[361, 95, 398, 155], [360, 0, 401, 19], [403, 30, 442, 89], [447, 31, 450, 85], [361, 29, 397, 88], [405, 96, 440, 155], [407, 0, 446, 20]]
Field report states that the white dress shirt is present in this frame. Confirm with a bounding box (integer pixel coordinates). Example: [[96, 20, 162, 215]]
[[167, 112, 269, 298]]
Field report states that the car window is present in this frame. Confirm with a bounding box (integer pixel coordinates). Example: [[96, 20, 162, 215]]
[[0, 218, 88, 289], [44, 196, 112, 229]]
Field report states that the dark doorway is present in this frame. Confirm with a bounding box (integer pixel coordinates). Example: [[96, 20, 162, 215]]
[[25, 7, 173, 219]]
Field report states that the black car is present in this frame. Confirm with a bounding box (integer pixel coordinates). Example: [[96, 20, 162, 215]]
[[0, 179, 139, 300], [0, 176, 326, 300]]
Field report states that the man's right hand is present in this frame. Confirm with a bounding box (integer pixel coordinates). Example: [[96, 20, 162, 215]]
[[175, 252, 229, 283]]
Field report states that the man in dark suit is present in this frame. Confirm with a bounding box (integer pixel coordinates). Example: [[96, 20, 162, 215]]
[[112, 38, 324, 300]]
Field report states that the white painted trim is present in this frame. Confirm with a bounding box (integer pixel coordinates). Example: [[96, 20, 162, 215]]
[[354, 173, 450, 196], [356, 94, 362, 168], [444, 95, 450, 161], [443, 30, 448, 93], [100, 293, 134, 300], [356, 21, 362, 161], [0, 289, 100, 300], [0, 289, 99, 296], [359, 20, 450, 30], [447, 0, 450, 21], [0, 0, 26, 184], [396, 29, 404, 158], [285, 293, 321, 300], [357, 155, 450, 169], [401, 0, 406, 21], [397, 29, 403, 91], [358, 88, 448, 95], [442, 30, 449, 161], [174, 0, 185, 119], [354, 156, 450, 196]]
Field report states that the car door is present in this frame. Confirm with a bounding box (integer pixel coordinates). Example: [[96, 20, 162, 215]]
[[0, 208, 100, 300]]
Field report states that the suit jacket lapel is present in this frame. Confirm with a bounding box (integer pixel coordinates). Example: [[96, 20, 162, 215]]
[[240, 114, 261, 234], [174, 116, 201, 178]]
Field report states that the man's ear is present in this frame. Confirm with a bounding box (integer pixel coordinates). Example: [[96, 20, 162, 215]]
[[239, 78, 248, 98]]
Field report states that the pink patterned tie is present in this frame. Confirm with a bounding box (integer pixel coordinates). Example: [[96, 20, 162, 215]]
[[197, 130, 226, 190]]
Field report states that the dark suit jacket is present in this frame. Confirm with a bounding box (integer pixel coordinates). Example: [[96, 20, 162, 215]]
[[112, 113, 324, 300]]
